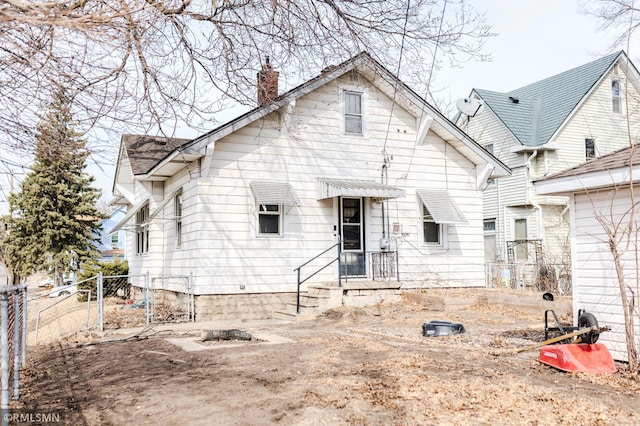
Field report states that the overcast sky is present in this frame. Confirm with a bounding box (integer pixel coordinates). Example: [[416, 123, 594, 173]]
[[0, 0, 630, 214]]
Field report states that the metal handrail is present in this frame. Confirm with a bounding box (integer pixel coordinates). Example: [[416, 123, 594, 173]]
[[293, 239, 342, 314]]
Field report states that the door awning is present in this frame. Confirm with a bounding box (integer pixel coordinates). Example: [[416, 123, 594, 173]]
[[416, 189, 467, 224], [109, 199, 149, 233], [317, 179, 405, 200], [250, 181, 299, 206]]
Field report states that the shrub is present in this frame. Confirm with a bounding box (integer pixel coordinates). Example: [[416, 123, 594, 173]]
[[78, 257, 129, 300]]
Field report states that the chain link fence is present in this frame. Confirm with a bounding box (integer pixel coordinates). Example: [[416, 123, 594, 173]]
[[30, 273, 194, 344], [0, 284, 27, 411], [485, 262, 571, 294]]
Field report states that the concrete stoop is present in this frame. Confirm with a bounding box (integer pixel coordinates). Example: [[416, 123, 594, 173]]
[[273, 284, 343, 321], [273, 280, 402, 321]]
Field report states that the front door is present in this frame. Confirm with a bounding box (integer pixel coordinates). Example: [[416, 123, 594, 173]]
[[340, 197, 365, 276]]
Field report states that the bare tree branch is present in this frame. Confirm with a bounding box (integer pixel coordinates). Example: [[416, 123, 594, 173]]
[[0, 0, 492, 162]]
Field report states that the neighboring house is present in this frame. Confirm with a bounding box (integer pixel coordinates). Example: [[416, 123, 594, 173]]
[[110, 52, 510, 319], [98, 206, 126, 261], [456, 51, 640, 277], [535, 145, 640, 362]]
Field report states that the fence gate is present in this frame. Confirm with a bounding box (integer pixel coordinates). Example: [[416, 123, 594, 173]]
[[147, 274, 194, 324]]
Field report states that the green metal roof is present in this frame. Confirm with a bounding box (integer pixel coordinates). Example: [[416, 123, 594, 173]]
[[474, 51, 625, 147]]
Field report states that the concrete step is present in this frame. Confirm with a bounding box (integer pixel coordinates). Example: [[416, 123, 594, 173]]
[[273, 309, 316, 322]]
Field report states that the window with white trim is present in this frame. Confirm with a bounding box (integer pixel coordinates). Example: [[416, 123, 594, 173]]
[[423, 204, 441, 244], [344, 92, 363, 135], [483, 219, 496, 233], [136, 203, 149, 255], [612, 79, 621, 113], [258, 204, 282, 235], [175, 192, 183, 248]]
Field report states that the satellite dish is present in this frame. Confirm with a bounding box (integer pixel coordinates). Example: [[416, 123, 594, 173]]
[[456, 98, 484, 117]]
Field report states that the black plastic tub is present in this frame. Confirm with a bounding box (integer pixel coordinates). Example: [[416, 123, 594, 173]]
[[422, 320, 466, 337]]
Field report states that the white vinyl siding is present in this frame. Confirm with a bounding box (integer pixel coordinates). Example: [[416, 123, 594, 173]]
[[126, 73, 488, 294], [573, 189, 640, 362]]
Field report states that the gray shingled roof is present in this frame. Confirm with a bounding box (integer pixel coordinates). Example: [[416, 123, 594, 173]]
[[539, 144, 640, 181], [123, 134, 191, 175], [475, 51, 624, 147]]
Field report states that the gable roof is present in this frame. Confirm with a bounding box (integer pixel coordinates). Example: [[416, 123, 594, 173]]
[[122, 134, 191, 175], [120, 52, 510, 182], [474, 51, 628, 147], [535, 144, 640, 195]]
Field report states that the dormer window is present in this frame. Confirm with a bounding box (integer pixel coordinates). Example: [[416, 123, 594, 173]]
[[612, 79, 621, 113], [344, 92, 363, 135]]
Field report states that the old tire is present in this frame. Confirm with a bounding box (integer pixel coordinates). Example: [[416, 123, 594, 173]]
[[578, 312, 599, 344]]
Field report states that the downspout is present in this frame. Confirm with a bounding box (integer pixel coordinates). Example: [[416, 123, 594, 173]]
[[527, 150, 544, 244], [380, 151, 390, 250]]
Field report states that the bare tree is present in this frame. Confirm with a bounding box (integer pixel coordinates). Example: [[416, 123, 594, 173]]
[[0, 0, 492, 162], [574, 0, 640, 368]]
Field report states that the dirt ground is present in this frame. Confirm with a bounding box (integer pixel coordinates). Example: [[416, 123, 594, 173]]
[[12, 290, 640, 426]]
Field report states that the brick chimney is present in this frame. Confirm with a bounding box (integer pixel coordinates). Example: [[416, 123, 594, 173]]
[[257, 56, 279, 106]]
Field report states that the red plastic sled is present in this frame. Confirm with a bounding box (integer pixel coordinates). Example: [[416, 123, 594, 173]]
[[538, 343, 617, 374]]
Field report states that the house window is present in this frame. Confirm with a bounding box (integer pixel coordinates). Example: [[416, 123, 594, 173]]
[[110, 233, 119, 249], [175, 192, 183, 248], [258, 204, 281, 235], [483, 219, 496, 233], [612, 79, 621, 113], [135, 203, 149, 255], [344, 92, 363, 135], [585, 138, 596, 160], [423, 205, 441, 244], [514, 218, 528, 261]]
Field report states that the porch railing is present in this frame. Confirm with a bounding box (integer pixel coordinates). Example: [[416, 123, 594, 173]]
[[367, 251, 399, 281], [293, 241, 342, 314]]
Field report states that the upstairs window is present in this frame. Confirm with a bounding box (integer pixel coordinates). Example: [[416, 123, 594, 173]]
[[175, 192, 183, 248], [612, 79, 621, 113], [258, 204, 281, 235], [344, 92, 363, 135], [585, 138, 596, 160], [423, 205, 441, 244], [135, 203, 149, 255]]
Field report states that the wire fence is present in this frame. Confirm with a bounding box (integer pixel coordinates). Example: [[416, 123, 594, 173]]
[[485, 262, 571, 294], [29, 273, 194, 345], [0, 284, 27, 412]]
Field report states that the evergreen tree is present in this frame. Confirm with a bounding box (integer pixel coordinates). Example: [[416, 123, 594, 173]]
[[1, 91, 107, 285]]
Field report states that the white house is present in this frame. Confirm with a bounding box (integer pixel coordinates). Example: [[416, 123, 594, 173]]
[[535, 145, 640, 362], [456, 51, 640, 281], [110, 52, 510, 320]]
